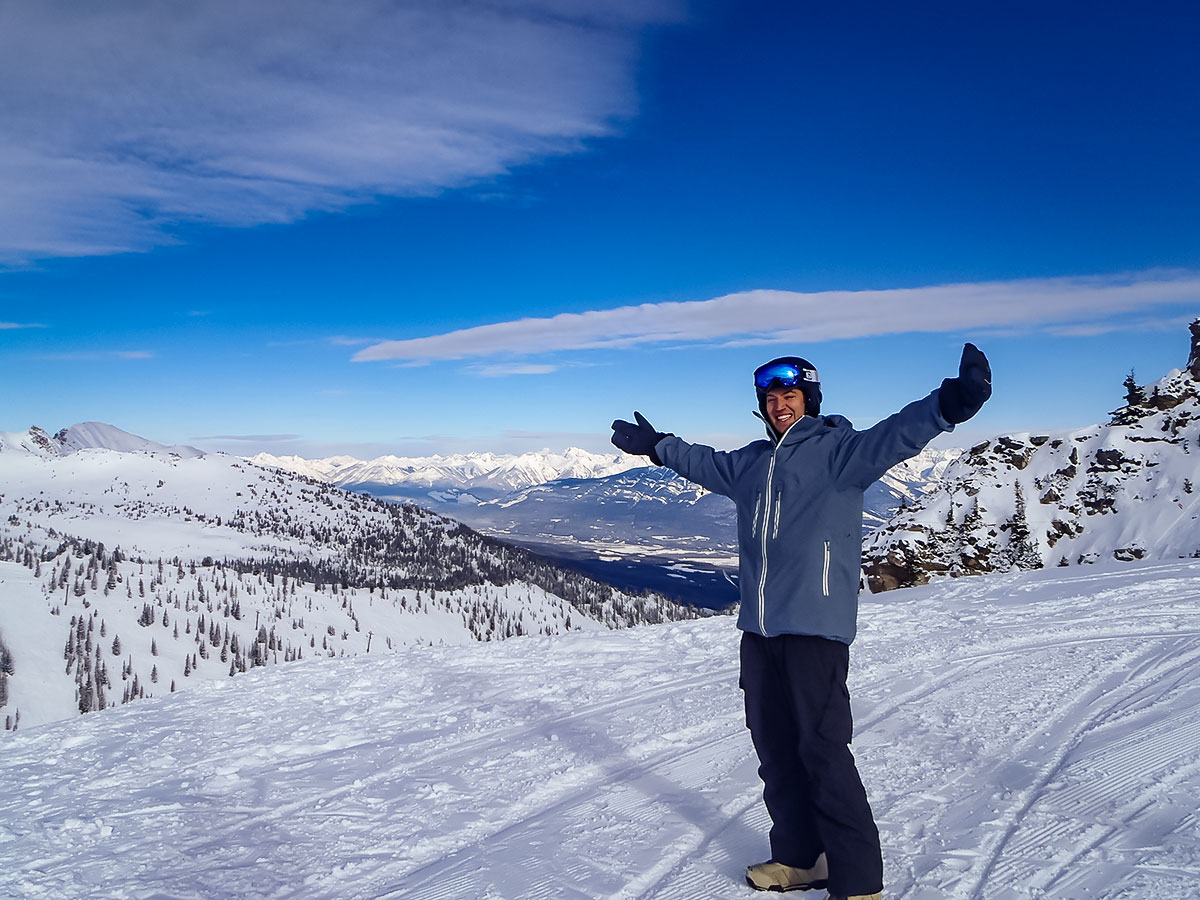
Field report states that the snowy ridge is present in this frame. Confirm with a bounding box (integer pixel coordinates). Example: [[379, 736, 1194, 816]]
[[2, 559, 1199, 898], [0, 430, 698, 730], [863, 318, 1200, 591], [0, 422, 203, 459], [250, 446, 641, 497]]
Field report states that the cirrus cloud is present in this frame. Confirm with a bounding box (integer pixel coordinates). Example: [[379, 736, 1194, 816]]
[[352, 269, 1200, 363], [0, 0, 681, 265]]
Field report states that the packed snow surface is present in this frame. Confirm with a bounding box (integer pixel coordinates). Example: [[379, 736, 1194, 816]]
[[3, 559, 1199, 900]]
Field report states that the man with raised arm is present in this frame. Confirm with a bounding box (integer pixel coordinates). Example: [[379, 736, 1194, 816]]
[[611, 345, 991, 900]]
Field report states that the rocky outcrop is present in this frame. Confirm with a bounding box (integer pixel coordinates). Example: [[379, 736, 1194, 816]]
[[1188, 318, 1200, 381], [862, 318, 1200, 592]]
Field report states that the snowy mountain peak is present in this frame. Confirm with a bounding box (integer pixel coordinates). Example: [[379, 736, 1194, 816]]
[[0, 422, 204, 459], [0, 426, 59, 457], [53, 421, 205, 458]]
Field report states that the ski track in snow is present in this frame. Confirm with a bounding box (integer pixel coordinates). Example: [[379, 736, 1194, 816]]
[[3, 560, 1200, 899]]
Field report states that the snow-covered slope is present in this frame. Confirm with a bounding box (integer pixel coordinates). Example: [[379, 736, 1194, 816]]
[[54, 421, 205, 458], [0, 429, 697, 730], [864, 446, 961, 529], [3, 559, 1198, 899], [863, 318, 1200, 591]]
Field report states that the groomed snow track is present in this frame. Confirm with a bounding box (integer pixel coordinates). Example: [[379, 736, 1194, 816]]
[[2, 560, 1199, 899]]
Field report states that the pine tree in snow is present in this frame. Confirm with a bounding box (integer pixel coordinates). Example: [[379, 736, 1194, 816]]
[[0, 635, 11, 710], [1007, 483, 1042, 571]]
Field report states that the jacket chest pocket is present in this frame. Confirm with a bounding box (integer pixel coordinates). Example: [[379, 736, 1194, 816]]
[[752, 491, 783, 540]]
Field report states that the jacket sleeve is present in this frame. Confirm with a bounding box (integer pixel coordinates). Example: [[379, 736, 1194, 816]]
[[829, 390, 954, 490], [653, 434, 748, 499]]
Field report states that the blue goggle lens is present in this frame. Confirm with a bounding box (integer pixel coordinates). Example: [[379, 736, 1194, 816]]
[[754, 362, 804, 390]]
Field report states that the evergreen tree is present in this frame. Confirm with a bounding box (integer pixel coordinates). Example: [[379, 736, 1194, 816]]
[[1008, 483, 1042, 570], [0, 636, 13, 676], [1123, 370, 1147, 407]]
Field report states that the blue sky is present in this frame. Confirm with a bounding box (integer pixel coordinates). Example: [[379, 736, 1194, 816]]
[[2, 0, 1198, 458]]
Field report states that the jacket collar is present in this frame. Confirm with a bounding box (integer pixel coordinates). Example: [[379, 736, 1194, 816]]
[[754, 411, 823, 447]]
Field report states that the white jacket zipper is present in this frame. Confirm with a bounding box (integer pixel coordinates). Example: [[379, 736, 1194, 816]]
[[757, 447, 781, 635], [771, 492, 782, 540]]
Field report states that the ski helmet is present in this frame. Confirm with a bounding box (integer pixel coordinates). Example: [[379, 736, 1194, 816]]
[[754, 356, 822, 419]]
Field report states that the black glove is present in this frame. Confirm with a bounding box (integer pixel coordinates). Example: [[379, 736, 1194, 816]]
[[611, 411, 669, 465], [939, 343, 992, 425]]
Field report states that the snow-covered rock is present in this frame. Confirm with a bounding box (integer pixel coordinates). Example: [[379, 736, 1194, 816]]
[[863, 317, 1200, 591]]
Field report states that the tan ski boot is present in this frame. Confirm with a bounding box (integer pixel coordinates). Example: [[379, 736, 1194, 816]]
[[745, 853, 829, 891]]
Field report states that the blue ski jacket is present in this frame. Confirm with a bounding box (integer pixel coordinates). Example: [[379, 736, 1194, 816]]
[[654, 390, 952, 644]]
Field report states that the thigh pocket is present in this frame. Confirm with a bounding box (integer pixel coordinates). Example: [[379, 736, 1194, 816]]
[[816, 658, 853, 746]]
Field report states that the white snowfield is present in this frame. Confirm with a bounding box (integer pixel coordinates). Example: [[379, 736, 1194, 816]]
[[2, 559, 1199, 900]]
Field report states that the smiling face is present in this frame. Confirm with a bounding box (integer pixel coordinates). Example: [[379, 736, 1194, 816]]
[[765, 386, 806, 433]]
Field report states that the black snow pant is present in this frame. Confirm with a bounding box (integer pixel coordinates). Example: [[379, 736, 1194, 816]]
[[740, 630, 883, 898]]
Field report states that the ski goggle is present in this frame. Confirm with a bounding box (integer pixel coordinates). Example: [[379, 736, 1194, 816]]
[[753, 360, 818, 391]]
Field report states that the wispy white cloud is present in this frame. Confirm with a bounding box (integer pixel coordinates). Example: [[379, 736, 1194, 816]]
[[0, 0, 680, 265], [35, 350, 154, 361], [1041, 313, 1198, 339], [472, 362, 559, 377], [0, 321, 47, 329], [353, 270, 1200, 363]]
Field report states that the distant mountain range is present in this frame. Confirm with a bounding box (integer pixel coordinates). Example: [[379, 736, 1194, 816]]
[[248, 446, 642, 500], [251, 443, 961, 566]]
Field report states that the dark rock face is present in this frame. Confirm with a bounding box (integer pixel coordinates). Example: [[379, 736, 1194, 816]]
[[1188, 319, 1200, 381]]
